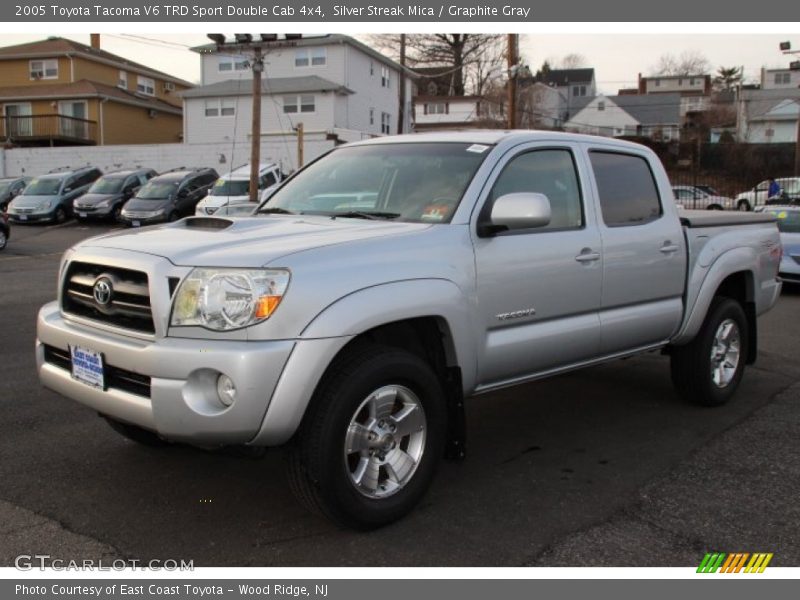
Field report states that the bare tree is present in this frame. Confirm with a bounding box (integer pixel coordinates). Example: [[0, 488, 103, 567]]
[[558, 53, 588, 69], [651, 50, 711, 76], [369, 34, 506, 96]]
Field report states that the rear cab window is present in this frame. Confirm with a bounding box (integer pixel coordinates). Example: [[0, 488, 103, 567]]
[[589, 151, 662, 226]]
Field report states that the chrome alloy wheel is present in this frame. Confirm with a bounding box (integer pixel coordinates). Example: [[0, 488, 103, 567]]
[[710, 318, 741, 388], [344, 385, 426, 499]]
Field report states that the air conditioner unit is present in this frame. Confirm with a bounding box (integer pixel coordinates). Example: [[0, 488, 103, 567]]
[[148, 109, 157, 118], [164, 81, 175, 92]]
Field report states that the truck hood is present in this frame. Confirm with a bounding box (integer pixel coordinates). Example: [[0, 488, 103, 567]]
[[77, 215, 432, 267]]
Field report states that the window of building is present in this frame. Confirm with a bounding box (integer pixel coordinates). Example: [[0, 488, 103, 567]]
[[370, 61, 374, 76], [424, 103, 448, 115], [654, 79, 660, 87], [218, 57, 249, 72], [486, 149, 583, 232], [572, 85, 586, 97], [381, 66, 390, 88], [118, 70, 127, 89], [136, 76, 155, 96], [689, 78, 696, 85], [589, 151, 662, 226], [381, 112, 391, 134], [204, 98, 235, 117], [29, 58, 58, 80], [775, 72, 790, 85], [283, 95, 315, 114], [295, 47, 326, 68], [678, 78, 683, 86], [369, 108, 374, 125]]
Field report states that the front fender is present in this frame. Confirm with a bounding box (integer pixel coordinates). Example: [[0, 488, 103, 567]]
[[248, 279, 478, 446]]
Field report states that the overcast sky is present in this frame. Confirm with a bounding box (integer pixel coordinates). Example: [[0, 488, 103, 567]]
[[1, 33, 796, 93]]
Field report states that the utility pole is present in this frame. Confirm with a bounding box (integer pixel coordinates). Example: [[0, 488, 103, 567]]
[[295, 122, 304, 168], [207, 34, 306, 201], [397, 34, 406, 134], [507, 33, 518, 129], [249, 46, 263, 203]]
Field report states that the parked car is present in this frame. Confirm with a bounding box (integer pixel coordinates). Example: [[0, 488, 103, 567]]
[[37, 132, 782, 529], [120, 167, 218, 226], [735, 177, 800, 211], [194, 163, 283, 216], [7, 167, 102, 224], [672, 185, 735, 210], [73, 169, 157, 222], [0, 176, 31, 212], [0, 211, 9, 251], [764, 178, 800, 206], [761, 204, 800, 284]]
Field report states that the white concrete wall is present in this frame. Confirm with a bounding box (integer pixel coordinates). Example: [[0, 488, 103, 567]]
[[0, 137, 337, 179]]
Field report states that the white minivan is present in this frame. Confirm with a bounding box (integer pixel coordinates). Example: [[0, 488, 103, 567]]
[[194, 163, 283, 216]]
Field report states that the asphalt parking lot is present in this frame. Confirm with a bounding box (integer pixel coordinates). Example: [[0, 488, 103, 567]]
[[1, 220, 799, 567]]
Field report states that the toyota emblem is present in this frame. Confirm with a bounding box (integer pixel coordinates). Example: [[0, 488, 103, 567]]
[[93, 278, 113, 306]]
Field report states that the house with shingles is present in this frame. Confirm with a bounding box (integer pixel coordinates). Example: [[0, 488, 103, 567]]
[[0, 36, 190, 146], [737, 88, 800, 143], [565, 93, 682, 141], [183, 34, 414, 146]]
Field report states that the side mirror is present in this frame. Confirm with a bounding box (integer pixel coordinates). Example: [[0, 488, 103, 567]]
[[479, 192, 551, 236]]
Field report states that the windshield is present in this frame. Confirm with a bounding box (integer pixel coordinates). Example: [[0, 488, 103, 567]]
[[136, 181, 177, 200], [261, 143, 490, 223], [766, 209, 800, 233], [211, 179, 250, 197], [23, 178, 61, 196], [88, 177, 125, 194]]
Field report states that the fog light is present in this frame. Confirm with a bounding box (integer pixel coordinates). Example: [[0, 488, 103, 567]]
[[216, 374, 236, 407]]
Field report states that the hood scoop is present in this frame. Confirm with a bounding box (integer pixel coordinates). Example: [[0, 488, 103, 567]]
[[181, 216, 234, 230]]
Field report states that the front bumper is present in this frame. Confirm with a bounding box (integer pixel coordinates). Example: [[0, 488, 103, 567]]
[[37, 301, 296, 445], [74, 205, 115, 219], [119, 213, 167, 226], [8, 209, 56, 223]]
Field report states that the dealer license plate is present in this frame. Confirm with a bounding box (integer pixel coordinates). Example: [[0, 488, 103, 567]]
[[19, 215, 27, 221], [132, 220, 141, 227], [79, 212, 87, 218], [70, 345, 105, 389]]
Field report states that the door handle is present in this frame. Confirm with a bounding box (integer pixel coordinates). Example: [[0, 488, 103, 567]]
[[575, 249, 601, 263], [660, 242, 679, 254]]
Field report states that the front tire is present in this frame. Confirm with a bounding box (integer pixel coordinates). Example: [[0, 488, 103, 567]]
[[53, 206, 67, 224], [287, 343, 446, 529], [737, 200, 751, 212], [670, 297, 748, 406]]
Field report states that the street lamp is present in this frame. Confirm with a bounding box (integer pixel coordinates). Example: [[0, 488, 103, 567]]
[[779, 41, 791, 51]]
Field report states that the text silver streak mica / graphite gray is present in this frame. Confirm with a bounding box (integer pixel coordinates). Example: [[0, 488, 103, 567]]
[[36, 131, 782, 528]]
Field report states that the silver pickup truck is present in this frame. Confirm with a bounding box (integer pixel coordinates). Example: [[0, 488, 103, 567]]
[[37, 131, 782, 529]]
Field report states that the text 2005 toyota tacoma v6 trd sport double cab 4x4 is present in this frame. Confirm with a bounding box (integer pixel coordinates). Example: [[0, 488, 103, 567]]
[[37, 132, 782, 528]]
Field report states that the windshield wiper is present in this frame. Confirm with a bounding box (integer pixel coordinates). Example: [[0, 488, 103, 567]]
[[258, 207, 295, 215], [332, 211, 401, 220]]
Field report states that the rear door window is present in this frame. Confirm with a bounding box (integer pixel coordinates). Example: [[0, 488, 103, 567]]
[[590, 152, 662, 226]]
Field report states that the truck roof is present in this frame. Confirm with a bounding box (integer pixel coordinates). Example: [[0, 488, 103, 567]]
[[347, 129, 652, 152]]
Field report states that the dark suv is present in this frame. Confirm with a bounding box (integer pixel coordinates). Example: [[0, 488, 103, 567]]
[[73, 168, 158, 222], [119, 168, 218, 227], [7, 166, 102, 224]]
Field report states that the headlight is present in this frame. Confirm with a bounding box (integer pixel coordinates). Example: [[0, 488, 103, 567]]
[[96, 199, 111, 208], [171, 268, 290, 330]]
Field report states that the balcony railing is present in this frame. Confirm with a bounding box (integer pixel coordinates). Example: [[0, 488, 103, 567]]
[[1, 114, 98, 145]]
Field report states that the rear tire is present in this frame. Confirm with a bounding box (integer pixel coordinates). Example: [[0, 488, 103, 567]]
[[670, 297, 748, 406], [105, 417, 171, 447], [53, 207, 67, 224], [287, 343, 446, 529], [737, 200, 751, 212]]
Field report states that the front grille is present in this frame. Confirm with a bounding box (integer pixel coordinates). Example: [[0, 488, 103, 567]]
[[14, 207, 35, 214], [62, 261, 155, 334], [43, 345, 152, 398]]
